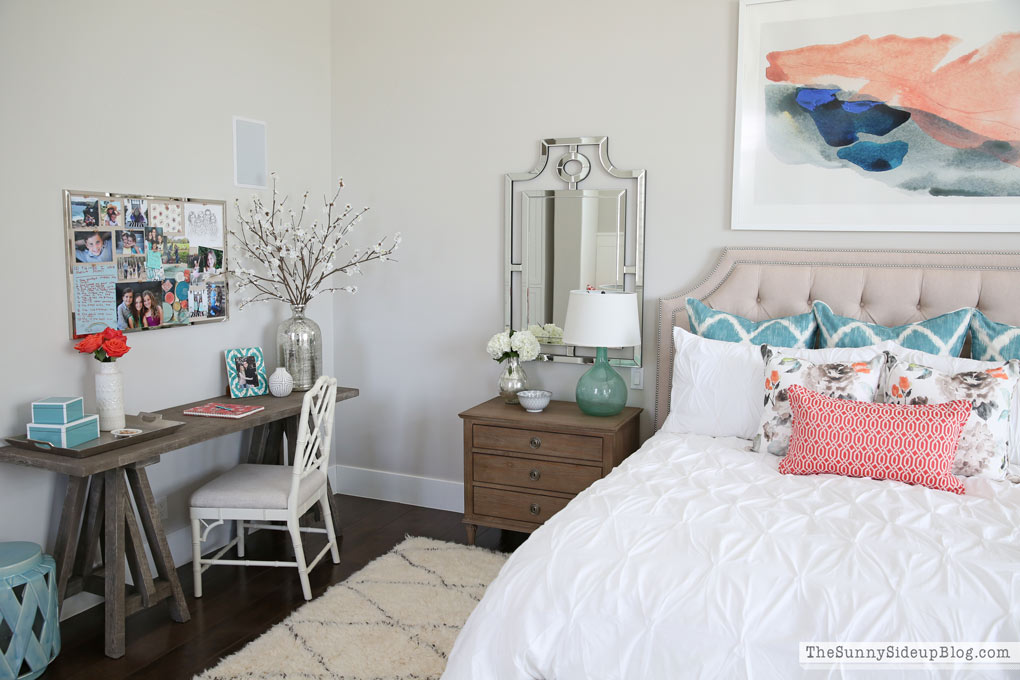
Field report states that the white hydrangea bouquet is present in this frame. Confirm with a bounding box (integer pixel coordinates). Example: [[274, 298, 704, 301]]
[[229, 174, 401, 308], [486, 328, 540, 363], [487, 328, 540, 403]]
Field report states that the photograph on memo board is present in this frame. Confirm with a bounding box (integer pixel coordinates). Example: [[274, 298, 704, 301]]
[[63, 190, 229, 339]]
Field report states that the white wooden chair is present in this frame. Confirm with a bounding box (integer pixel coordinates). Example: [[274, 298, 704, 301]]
[[189, 376, 340, 601]]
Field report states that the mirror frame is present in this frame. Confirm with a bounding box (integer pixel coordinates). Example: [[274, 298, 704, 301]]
[[504, 137, 646, 367]]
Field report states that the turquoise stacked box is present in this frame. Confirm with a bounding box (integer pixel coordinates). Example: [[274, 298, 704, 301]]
[[0, 542, 60, 680], [26, 397, 98, 448]]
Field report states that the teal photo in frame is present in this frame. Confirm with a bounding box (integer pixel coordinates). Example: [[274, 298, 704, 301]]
[[224, 347, 268, 398]]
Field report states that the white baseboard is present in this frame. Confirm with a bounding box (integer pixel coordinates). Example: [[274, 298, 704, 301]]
[[330, 464, 463, 513]]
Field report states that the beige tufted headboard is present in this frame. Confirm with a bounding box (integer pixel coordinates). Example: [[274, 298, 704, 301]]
[[654, 247, 1020, 431]]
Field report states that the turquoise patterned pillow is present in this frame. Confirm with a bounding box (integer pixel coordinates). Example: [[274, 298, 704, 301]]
[[685, 297, 817, 349], [970, 310, 1020, 361], [812, 301, 972, 356]]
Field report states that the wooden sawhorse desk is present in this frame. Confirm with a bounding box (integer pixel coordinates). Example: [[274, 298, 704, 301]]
[[0, 387, 358, 658]]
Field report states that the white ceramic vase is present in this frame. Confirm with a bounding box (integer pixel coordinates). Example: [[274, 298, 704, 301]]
[[269, 366, 294, 398], [95, 362, 125, 431]]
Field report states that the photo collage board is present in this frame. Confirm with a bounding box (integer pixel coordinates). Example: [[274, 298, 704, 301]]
[[64, 190, 228, 339]]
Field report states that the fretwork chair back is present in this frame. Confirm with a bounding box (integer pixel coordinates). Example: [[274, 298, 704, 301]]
[[189, 375, 340, 601]]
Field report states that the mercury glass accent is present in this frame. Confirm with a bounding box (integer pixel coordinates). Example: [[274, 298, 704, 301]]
[[498, 356, 529, 404], [277, 305, 321, 391]]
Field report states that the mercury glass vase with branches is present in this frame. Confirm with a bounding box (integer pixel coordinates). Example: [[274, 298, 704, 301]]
[[229, 174, 401, 390]]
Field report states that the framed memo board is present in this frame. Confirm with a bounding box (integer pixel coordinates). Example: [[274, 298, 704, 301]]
[[63, 190, 229, 339]]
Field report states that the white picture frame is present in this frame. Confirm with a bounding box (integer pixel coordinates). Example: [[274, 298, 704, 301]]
[[731, 0, 1020, 232]]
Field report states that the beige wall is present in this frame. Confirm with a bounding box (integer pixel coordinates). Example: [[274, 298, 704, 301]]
[[329, 0, 1020, 496], [0, 0, 333, 582]]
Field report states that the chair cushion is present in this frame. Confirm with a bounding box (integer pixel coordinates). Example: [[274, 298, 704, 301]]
[[190, 464, 326, 510]]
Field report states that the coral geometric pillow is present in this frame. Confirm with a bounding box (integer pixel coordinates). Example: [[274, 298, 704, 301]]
[[881, 353, 1020, 480], [779, 385, 971, 495]]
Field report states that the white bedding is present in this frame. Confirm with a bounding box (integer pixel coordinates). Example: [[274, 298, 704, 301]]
[[443, 431, 1020, 679]]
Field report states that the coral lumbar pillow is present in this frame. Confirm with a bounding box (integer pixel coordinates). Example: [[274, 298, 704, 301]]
[[779, 385, 971, 494]]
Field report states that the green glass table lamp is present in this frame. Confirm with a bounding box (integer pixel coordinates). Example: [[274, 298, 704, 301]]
[[562, 290, 641, 417]]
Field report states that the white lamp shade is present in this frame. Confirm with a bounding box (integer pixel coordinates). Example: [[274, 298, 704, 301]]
[[561, 290, 641, 348]]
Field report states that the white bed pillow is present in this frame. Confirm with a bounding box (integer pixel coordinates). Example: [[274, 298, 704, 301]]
[[882, 342, 1020, 467], [662, 327, 763, 439], [663, 329, 900, 440]]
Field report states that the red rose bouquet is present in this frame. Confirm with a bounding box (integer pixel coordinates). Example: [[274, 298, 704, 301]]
[[74, 327, 131, 362]]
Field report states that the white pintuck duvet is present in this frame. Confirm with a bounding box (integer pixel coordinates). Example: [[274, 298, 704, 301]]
[[443, 432, 1020, 679]]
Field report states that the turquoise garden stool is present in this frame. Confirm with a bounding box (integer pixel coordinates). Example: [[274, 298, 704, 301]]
[[0, 543, 59, 680]]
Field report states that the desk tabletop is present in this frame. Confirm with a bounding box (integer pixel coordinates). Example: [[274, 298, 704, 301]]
[[0, 387, 359, 477]]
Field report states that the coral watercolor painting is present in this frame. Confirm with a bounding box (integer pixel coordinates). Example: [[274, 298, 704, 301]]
[[732, 0, 1020, 231]]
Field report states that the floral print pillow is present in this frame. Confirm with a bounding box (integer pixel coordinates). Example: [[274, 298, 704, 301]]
[[882, 353, 1020, 479], [752, 346, 885, 456]]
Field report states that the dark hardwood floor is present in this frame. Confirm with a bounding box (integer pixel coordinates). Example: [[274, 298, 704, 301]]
[[46, 494, 525, 680]]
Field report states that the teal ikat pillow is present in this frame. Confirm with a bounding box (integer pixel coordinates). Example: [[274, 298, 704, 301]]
[[812, 300, 972, 357], [970, 310, 1020, 361], [685, 297, 817, 349]]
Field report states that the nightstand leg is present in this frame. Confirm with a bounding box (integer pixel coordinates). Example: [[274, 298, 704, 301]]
[[465, 523, 477, 545]]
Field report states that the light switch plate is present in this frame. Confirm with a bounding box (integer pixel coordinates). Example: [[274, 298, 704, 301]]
[[630, 367, 643, 390]]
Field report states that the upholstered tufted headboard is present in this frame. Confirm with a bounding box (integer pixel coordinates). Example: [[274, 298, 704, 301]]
[[654, 248, 1020, 431]]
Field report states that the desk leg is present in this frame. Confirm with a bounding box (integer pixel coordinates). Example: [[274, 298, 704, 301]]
[[75, 475, 104, 583], [53, 476, 87, 606], [103, 469, 126, 659], [125, 466, 190, 623], [123, 495, 156, 608]]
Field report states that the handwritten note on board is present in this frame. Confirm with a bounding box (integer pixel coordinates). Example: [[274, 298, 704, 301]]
[[73, 264, 117, 334]]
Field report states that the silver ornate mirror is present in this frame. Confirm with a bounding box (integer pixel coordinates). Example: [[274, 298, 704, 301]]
[[505, 137, 645, 366]]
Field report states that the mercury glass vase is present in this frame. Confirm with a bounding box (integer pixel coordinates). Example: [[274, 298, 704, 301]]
[[277, 304, 321, 392], [498, 356, 528, 404]]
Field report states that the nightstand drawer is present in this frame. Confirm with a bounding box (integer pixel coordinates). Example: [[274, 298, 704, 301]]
[[473, 425, 601, 462], [473, 486, 571, 525], [473, 453, 600, 494]]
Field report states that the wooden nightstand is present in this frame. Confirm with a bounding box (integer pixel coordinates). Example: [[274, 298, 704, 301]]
[[459, 397, 642, 544]]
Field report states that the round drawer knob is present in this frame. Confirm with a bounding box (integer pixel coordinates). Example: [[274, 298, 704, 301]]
[[529, 468, 541, 481], [529, 503, 541, 515], [529, 436, 542, 449]]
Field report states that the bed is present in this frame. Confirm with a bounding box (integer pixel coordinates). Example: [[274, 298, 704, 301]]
[[443, 248, 1020, 679]]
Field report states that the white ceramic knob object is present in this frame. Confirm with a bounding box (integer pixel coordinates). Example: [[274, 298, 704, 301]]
[[269, 367, 294, 398]]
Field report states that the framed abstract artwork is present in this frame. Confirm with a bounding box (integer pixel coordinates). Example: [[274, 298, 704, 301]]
[[732, 0, 1020, 231], [64, 190, 228, 338]]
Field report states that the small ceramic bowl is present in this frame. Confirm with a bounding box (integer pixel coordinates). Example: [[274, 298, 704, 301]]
[[517, 390, 552, 413], [111, 428, 142, 438]]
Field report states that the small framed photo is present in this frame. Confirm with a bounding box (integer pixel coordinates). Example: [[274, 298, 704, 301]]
[[225, 347, 268, 398]]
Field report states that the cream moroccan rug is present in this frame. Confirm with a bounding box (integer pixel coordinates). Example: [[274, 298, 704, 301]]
[[195, 537, 508, 680]]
